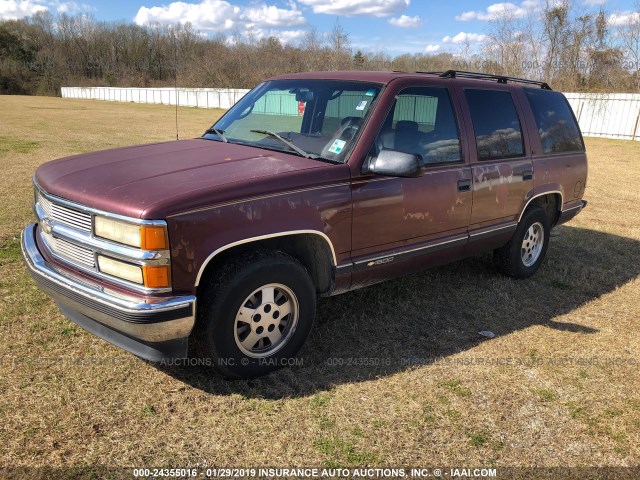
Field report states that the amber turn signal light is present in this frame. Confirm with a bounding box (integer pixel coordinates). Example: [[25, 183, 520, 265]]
[[140, 225, 168, 250], [142, 265, 171, 288]]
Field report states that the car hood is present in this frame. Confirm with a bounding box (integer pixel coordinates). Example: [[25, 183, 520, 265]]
[[35, 138, 337, 218]]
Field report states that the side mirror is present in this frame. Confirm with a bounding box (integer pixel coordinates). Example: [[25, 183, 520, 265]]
[[368, 149, 425, 178]]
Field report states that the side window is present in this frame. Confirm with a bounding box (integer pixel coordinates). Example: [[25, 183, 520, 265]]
[[375, 87, 462, 164], [524, 89, 584, 154], [465, 89, 524, 160]]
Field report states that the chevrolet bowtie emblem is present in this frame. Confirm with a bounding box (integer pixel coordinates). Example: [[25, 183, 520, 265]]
[[41, 217, 53, 234]]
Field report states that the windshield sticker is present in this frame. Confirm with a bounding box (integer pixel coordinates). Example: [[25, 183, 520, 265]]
[[365, 89, 376, 97], [356, 100, 368, 111], [328, 139, 347, 154]]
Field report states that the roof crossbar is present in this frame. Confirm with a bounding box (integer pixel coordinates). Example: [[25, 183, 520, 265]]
[[435, 70, 552, 90]]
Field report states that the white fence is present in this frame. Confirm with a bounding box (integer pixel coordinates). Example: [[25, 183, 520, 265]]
[[564, 93, 640, 141], [60, 86, 250, 110], [61, 87, 640, 141]]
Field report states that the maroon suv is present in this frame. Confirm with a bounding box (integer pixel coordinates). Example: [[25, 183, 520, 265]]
[[22, 70, 588, 378]]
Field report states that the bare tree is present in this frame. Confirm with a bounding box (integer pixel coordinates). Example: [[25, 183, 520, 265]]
[[619, 2, 640, 90], [542, 0, 571, 83], [486, 6, 527, 77], [328, 18, 351, 70], [563, 14, 593, 90], [329, 18, 349, 54]]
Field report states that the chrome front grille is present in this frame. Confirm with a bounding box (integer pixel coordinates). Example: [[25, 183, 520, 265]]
[[35, 188, 96, 271], [37, 191, 92, 232], [33, 182, 171, 294], [41, 233, 95, 268]]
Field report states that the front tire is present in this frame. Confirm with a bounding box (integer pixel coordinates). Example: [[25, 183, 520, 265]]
[[494, 205, 550, 279], [194, 251, 316, 379]]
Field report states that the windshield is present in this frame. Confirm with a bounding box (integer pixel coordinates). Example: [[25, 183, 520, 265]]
[[203, 80, 382, 163]]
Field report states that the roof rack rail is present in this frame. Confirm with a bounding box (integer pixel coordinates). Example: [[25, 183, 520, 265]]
[[435, 70, 552, 90]]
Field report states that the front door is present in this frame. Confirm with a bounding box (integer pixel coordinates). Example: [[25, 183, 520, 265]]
[[350, 84, 472, 284]]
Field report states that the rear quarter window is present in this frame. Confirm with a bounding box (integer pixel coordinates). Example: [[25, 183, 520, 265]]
[[525, 89, 584, 154]]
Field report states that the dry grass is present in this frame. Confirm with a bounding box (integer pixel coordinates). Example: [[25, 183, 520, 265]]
[[1, 95, 639, 474]]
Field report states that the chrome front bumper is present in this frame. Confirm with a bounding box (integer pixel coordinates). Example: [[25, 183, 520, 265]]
[[21, 224, 196, 361]]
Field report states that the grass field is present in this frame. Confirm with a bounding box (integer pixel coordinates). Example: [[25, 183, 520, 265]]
[[1, 95, 639, 476]]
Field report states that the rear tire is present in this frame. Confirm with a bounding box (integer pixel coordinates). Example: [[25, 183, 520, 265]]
[[494, 205, 550, 279], [193, 251, 316, 379]]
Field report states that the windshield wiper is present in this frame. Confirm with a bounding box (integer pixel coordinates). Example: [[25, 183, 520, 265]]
[[250, 129, 315, 159], [204, 127, 228, 143]]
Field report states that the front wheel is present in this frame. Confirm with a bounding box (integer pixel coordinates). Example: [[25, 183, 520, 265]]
[[494, 205, 550, 279], [194, 251, 316, 379]]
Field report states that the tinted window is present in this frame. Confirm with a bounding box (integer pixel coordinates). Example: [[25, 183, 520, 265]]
[[525, 89, 583, 154], [465, 89, 524, 160], [375, 87, 461, 164]]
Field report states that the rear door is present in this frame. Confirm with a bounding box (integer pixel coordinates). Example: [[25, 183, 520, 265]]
[[456, 86, 534, 243]]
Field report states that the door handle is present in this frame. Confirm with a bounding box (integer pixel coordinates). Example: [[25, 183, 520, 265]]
[[457, 179, 472, 192], [523, 170, 533, 181]]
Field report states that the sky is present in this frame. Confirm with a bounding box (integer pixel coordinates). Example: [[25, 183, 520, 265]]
[[1, 0, 639, 55]]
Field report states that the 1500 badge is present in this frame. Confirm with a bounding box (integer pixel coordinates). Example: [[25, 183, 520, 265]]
[[367, 256, 395, 267]]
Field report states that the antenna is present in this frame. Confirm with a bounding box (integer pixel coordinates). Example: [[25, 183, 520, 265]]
[[173, 28, 179, 141]]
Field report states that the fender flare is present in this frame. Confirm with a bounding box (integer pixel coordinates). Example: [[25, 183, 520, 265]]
[[518, 190, 564, 223], [194, 230, 337, 286]]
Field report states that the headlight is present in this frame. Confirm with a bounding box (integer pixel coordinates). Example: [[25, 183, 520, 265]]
[[97, 256, 143, 284], [97, 255, 171, 288], [94, 216, 168, 250]]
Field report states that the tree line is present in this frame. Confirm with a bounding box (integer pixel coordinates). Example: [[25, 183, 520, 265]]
[[1, 0, 639, 96]]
